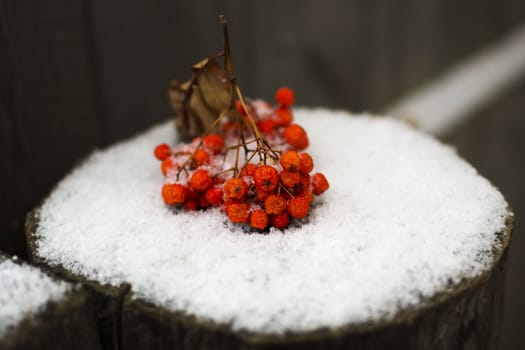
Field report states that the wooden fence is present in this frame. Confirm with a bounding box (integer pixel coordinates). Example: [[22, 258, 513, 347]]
[[1, 1, 525, 347]]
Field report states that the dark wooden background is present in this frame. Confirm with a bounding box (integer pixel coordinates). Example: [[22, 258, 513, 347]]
[[1, 0, 524, 348]]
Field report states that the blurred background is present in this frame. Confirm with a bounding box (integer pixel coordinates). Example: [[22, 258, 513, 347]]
[[0, 1, 524, 348]]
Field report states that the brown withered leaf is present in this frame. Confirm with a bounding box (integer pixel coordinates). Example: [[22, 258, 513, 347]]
[[169, 57, 233, 141]]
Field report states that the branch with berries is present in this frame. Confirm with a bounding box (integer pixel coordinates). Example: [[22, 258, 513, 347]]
[[153, 16, 329, 232]]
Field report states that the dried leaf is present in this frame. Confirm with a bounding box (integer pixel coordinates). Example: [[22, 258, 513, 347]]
[[169, 59, 234, 141]]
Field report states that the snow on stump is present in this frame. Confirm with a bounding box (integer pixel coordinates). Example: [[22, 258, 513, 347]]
[[26, 109, 513, 349], [0, 251, 102, 350]]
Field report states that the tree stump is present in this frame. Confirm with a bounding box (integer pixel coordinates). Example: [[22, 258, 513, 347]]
[[0, 252, 102, 350], [26, 110, 514, 350]]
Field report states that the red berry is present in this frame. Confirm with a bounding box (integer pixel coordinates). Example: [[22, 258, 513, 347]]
[[191, 149, 210, 168], [296, 174, 311, 193], [297, 188, 314, 204], [250, 210, 269, 230], [205, 187, 224, 206], [235, 100, 245, 116], [257, 119, 275, 133], [235, 100, 247, 116], [224, 178, 248, 200], [226, 202, 250, 223], [154, 143, 171, 161], [160, 158, 176, 176], [274, 108, 293, 126], [275, 87, 295, 107], [272, 213, 290, 229], [185, 188, 199, 201], [203, 134, 223, 155], [299, 153, 314, 174], [184, 200, 199, 211], [311, 173, 329, 195], [221, 121, 239, 133], [264, 194, 287, 215], [280, 171, 301, 188], [240, 163, 257, 177], [287, 196, 310, 218], [189, 169, 213, 192], [284, 124, 309, 150], [256, 189, 272, 202], [280, 150, 301, 172], [161, 183, 187, 205], [198, 194, 210, 209], [253, 165, 279, 192], [280, 188, 294, 201]]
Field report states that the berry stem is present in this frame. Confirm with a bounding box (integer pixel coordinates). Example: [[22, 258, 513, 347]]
[[176, 140, 204, 180], [180, 51, 225, 132], [216, 15, 282, 174], [175, 16, 285, 182], [219, 15, 234, 81]]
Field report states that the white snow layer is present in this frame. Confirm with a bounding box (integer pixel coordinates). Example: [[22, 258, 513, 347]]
[[34, 109, 510, 334], [0, 257, 70, 338]]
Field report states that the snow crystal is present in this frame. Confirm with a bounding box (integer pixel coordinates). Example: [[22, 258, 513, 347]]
[[0, 256, 70, 338], [34, 109, 510, 334]]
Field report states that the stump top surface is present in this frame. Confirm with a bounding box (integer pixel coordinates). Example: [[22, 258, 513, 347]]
[[0, 255, 70, 338], [32, 109, 510, 334]]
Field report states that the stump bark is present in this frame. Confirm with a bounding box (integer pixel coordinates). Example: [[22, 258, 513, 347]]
[[25, 210, 513, 350], [0, 252, 102, 350]]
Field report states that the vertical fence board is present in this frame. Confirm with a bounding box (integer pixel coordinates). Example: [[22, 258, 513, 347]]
[[0, 0, 103, 257]]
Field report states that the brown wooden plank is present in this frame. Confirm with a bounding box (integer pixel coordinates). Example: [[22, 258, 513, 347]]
[[116, 219, 509, 350], [0, 0, 104, 257]]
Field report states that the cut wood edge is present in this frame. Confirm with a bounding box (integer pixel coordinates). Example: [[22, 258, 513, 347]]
[[1, 289, 102, 350], [25, 209, 130, 350], [120, 213, 512, 349], [0, 251, 102, 350], [26, 203, 513, 349]]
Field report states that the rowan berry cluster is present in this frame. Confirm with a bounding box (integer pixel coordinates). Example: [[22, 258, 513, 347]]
[[154, 88, 329, 232]]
